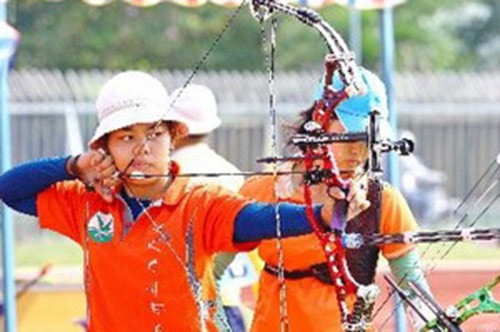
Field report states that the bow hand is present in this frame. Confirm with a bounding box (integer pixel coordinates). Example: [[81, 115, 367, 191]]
[[330, 175, 370, 225], [345, 175, 370, 220], [310, 180, 370, 229], [67, 149, 120, 202]]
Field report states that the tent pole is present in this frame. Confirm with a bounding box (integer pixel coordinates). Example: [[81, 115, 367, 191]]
[[0, 0, 17, 331], [379, 6, 406, 332], [348, 0, 362, 64]]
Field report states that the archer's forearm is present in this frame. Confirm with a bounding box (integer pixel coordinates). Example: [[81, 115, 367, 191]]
[[0, 156, 73, 215], [233, 202, 323, 243], [388, 248, 431, 295]]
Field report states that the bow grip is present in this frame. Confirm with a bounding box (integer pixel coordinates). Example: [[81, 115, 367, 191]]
[[330, 187, 349, 232]]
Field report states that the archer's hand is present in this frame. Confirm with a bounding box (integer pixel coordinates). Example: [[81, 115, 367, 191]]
[[67, 150, 121, 203], [345, 175, 370, 220], [311, 176, 370, 222]]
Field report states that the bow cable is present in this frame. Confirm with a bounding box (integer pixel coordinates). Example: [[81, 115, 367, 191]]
[[374, 154, 500, 329]]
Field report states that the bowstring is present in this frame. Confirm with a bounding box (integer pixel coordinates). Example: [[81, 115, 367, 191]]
[[120, 1, 247, 177], [121, 0, 247, 244], [260, 13, 291, 332], [374, 155, 500, 328]]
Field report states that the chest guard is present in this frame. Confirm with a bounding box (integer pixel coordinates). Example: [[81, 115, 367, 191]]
[[344, 179, 383, 285]]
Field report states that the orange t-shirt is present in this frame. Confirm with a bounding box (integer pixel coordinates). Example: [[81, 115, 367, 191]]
[[37, 177, 254, 332], [239, 175, 418, 332]]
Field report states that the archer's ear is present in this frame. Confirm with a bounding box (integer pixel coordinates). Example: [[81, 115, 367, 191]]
[[89, 135, 110, 153], [166, 120, 188, 140]]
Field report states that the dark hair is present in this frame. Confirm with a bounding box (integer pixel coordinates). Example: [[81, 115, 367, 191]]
[[285, 102, 370, 176], [166, 121, 186, 142], [93, 120, 184, 152], [284, 102, 339, 148]]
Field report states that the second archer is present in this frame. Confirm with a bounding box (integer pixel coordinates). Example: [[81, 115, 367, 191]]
[[240, 67, 433, 332]]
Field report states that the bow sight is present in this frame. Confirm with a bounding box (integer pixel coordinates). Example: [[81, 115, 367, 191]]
[[367, 110, 414, 176], [265, 110, 415, 181]]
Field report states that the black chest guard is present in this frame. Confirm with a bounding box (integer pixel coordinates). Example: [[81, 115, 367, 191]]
[[344, 179, 383, 285]]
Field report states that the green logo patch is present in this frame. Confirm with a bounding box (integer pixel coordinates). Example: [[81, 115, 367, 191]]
[[88, 212, 114, 243]]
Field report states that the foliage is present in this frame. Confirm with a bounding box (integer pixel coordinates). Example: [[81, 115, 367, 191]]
[[453, 0, 500, 70], [10, 0, 499, 71]]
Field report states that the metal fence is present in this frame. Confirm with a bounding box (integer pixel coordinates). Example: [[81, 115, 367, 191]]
[[5, 69, 500, 240]]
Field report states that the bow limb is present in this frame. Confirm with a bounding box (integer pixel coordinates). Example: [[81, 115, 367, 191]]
[[444, 275, 499, 328], [250, 0, 364, 94], [418, 275, 500, 331]]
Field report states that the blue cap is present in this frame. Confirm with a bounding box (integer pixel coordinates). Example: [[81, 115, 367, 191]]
[[313, 67, 388, 132]]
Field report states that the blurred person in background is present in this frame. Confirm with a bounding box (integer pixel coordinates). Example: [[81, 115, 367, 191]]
[[398, 130, 458, 224], [170, 84, 260, 332]]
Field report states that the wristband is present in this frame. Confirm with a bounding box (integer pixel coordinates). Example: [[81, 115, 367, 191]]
[[67, 154, 81, 179]]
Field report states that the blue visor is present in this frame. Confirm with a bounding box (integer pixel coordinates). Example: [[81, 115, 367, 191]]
[[313, 67, 388, 132]]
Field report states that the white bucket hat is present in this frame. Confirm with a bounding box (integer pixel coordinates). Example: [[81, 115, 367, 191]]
[[170, 84, 221, 135], [89, 71, 188, 149]]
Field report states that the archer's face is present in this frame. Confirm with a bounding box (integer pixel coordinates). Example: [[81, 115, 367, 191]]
[[327, 119, 368, 177], [107, 122, 172, 189]]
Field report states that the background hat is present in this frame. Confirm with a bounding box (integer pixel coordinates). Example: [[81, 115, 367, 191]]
[[89, 71, 188, 148], [313, 67, 389, 133], [170, 84, 221, 135]]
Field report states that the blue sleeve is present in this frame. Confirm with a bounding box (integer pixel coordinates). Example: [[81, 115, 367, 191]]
[[0, 156, 74, 216], [233, 202, 323, 243]]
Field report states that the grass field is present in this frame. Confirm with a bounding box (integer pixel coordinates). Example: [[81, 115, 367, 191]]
[[418, 240, 500, 261], [15, 237, 83, 267], [14, 235, 500, 267]]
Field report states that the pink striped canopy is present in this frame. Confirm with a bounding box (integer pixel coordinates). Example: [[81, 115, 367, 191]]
[[79, 0, 404, 9]]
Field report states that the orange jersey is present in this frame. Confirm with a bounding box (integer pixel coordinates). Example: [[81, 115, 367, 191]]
[[37, 177, 255, 332], [239, 175, 418, 332]]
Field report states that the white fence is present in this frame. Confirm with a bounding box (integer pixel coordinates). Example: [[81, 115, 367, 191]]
[[5, 69, 500, 239]]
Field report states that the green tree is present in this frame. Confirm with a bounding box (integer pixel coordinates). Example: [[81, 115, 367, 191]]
[[453, 0, 500, 69], [13, 1, 263, 70], [10, 0, 498, 71]]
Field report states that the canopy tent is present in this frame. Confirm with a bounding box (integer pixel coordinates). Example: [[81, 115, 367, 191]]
[[77, 0, 404, 9]]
